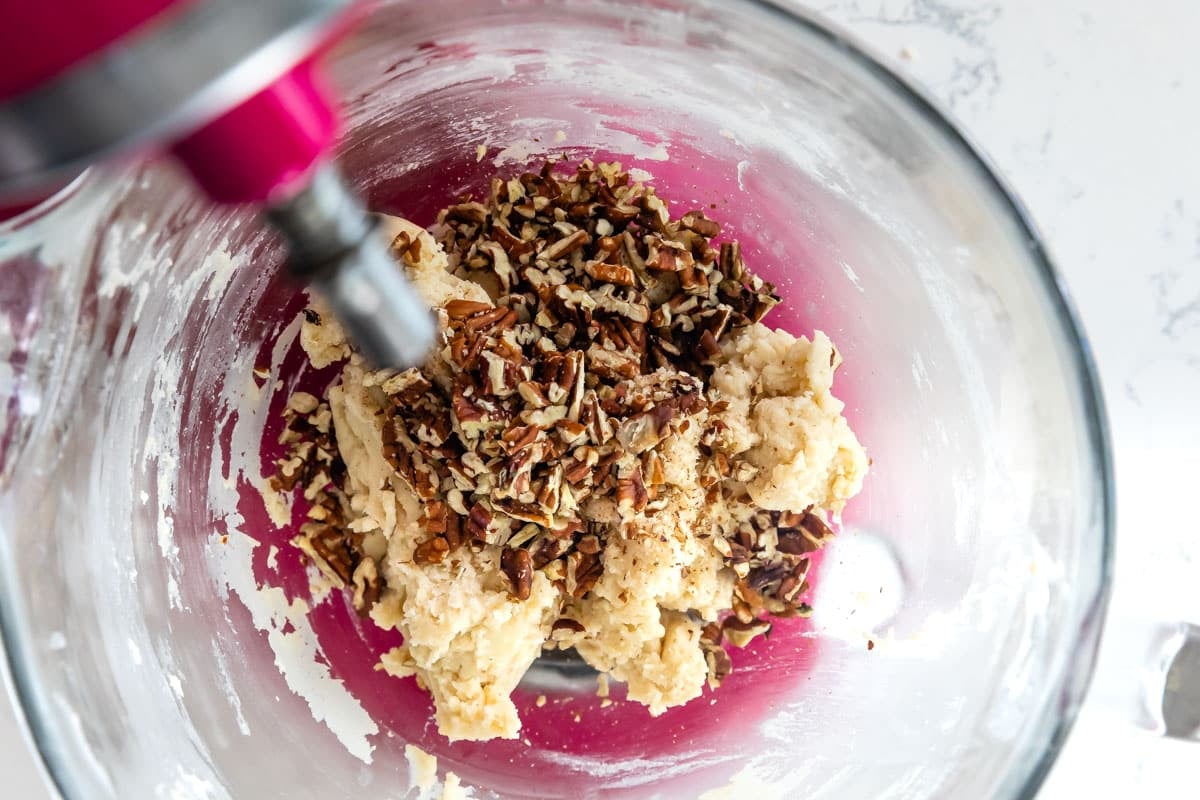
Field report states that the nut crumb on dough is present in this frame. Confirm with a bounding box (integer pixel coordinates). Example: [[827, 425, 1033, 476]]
[[268, 160, 867, 742]]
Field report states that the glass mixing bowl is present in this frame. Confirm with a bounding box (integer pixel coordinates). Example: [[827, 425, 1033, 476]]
[[0, 0, 1113, 797]]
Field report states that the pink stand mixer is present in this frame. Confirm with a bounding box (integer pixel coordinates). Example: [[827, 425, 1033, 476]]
[[0, 0, 434, 368]]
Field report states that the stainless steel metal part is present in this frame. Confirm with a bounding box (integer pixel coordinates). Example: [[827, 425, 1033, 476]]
[[266, 165, 435, 369], [520, 648, 599, 692], [1160, 623, 1200, 740], [0, 0, 351, 196]]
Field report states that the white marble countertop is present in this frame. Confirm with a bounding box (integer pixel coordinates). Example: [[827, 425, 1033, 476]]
[[801, 1, 1200, 795], [4, 0, 1198, 796], [810, 0, 1200, 794]]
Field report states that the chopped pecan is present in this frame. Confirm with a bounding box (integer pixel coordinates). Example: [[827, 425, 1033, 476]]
[[531, 536, 570, 569], [555, 419, 588, 446], [680, 210, 722, 238], [749, 290, 781, 322], [424, 500, 449, 534], [551, 617, 586, 635], [452, 384, 491, 438], [445, 511, 464, 550], [705, 646, 733, 688], [616, 466, 649, 517], [507, 523, 541, 549], [491, 222, 535, 257], [584, 260, 636, 287], [413, 536, 450, 566], [445, 299, 493, 320], [776, 528, 819, 555], [308, 526, 356, 584], [590, 285, 651, 323], [800, 509, 835, 542], [494, 498, 555, 527], [467, 501, 496, 543], [351, 558, 382, 617], [615, 404, 674, 454], [500, 423, 541, 453], [563, 453, 595, 485], [678, 262, 710, 296], [722, 617, 772, 648], [517, 380, 551, 409], [444, 201, 489, 225], [642, 450, 666, 486], [464, 306, 515, 335], [500, 547, 533, 601], [576, 533, 602, 555], [718, 241, 744, 281], [550, 617, 586, 644], [541, 230, 590, 261], [697, 329, 722, 363], [567, 550, 604, 598], [586, 344, 641, 381]]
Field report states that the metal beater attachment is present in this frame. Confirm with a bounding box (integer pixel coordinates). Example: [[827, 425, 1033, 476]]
[[266, 165, 434, 369]]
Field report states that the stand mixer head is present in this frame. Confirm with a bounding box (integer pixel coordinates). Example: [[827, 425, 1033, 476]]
[[0, 0, 433, 368]]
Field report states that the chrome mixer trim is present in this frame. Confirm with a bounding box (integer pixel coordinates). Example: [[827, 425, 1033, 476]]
[[0, 0, 352, 195]]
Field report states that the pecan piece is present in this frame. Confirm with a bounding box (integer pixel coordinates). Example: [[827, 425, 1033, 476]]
[[531, 536, 569, 569], [567, 550, 604, 598], [551, 617, 586, 635], [575, 533, 602, 555], [445, 511, 464, 550], [445, 299, 493, 320], [679, 210, 721, 238], [722, 617, 772, 648], [491, 222, 535, 257], [464, 306, 515, 335], [541, 230, 590, 261], [351, 558, 382, 617], [586, 344, 641, 381], [749, 290, 781, 322], [615, 404, 674, 454], [549, 617, 586, 645], [718, 241, 744, 281], [444, 201, 489, 225], [800, 509, 835, 541], [705, 646, 733, 688], [584, 260, 636, 287], [494, 498, 555, 527], [688, 324, 718, 360], [616, 466, 649, 517], [424, 500, 449, 534], [501, 547, 534, 601], [467, 501, 497, 544], [308, 526, 356, 584], [413, 536, 450, 565], [501, 423, 541, 453]]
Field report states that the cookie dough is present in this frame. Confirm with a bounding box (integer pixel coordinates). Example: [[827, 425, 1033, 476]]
[[293, 222, 864, 739], [276, 162, 867, 742]]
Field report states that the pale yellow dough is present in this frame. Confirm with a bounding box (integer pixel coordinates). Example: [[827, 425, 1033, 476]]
[[297, 215, 868, 741]]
